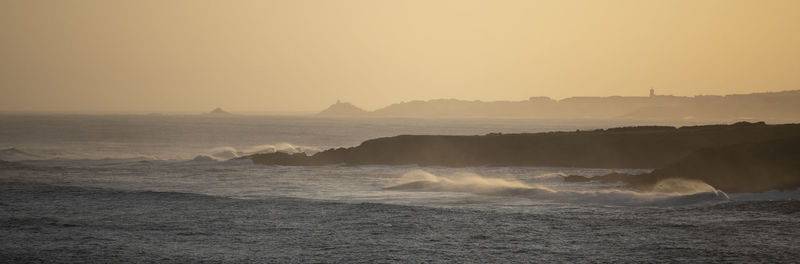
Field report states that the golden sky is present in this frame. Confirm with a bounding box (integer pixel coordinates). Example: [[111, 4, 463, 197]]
[[1, 0, 799, 113]]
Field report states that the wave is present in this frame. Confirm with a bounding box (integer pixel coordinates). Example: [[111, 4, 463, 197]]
[[203, 143, 321, 161], [384, 170, 555, 195], [242, 143, 321, 155], [0, 142, 320, 164], [1, 146, 168, 164], [651, 178, 726, 195], [384, 170, 730, 206], [189, 155, 220, 162], [207, 147, 241, 160], [0, 147, 45, 161]]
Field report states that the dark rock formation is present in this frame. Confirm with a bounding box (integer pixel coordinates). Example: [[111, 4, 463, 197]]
[[245, 122, 800, 169], [651, 137, 800, 193], [564, 137, 800, 193], [243, 121, 800, 193], [563, 175, 593, 183]]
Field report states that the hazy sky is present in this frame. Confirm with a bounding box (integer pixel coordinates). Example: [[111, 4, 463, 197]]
[[1, 0, 799, 113]]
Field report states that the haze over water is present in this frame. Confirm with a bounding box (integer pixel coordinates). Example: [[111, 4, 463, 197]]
[[2, 0, 800, 263], [2, 116, 799, 262], [2, 1, 800, 113]]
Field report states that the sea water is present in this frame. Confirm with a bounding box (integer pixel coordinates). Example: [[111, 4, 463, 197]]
[[1, 115, 798, 263]]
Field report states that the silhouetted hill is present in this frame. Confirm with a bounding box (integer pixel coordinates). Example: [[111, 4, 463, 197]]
[[317, 101, 368, 117], [321, 90, 800, 121]]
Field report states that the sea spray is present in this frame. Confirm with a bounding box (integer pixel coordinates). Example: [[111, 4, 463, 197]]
[[384, 169, 555, 195], [208, 147, 240, 160], [384, 170, 730, 205], [651, 178, 723, 195], [202, 143, 322, 161], [243, 143, 321, 155]]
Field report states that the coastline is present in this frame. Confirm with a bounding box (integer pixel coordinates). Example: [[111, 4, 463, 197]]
[[243, 121, 800, 193]]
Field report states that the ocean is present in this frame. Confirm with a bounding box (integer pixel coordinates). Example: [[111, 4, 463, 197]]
[[1, 115, 799, 263]]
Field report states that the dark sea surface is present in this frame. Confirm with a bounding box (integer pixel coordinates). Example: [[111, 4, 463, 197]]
[[1, 115, 799, 263]]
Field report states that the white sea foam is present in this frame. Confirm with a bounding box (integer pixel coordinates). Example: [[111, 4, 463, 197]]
[[242, 143, 321, 155], [384, 170, 729, 206], [651, 178, 727, 196], [201, 143, 321, 161], [384, 169, 555, 195], [208, 147, 241, 160]]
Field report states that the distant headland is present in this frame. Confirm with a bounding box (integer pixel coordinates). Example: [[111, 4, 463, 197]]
[[318, 90, 800, 122]]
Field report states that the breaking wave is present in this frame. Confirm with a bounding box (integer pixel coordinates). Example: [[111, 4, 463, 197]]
[[384, 170, 556, 195], [384, 170, 730, 206], [243, 143, 321, 155], [199, 143, 321, 161], [651, 178, 725, 196]]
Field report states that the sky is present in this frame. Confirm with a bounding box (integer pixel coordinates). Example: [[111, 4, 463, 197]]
[[1, 0, 799, 113]]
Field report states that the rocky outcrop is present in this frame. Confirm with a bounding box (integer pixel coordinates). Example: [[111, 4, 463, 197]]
[[244, 122, 800, 193], [245, 122, 800, 169], [564, 137, 800, 193]]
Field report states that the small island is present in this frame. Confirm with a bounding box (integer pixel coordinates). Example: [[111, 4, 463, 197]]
[[317, 100, 369, 117], [205, 107, 233, 116]]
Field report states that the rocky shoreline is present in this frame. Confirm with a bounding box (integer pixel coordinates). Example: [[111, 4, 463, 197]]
[[243, 121, 800, 193], [568, 137, 800, 193]]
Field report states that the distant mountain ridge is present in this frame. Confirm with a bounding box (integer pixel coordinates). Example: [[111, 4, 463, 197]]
[[319, 90, 800, 121]]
